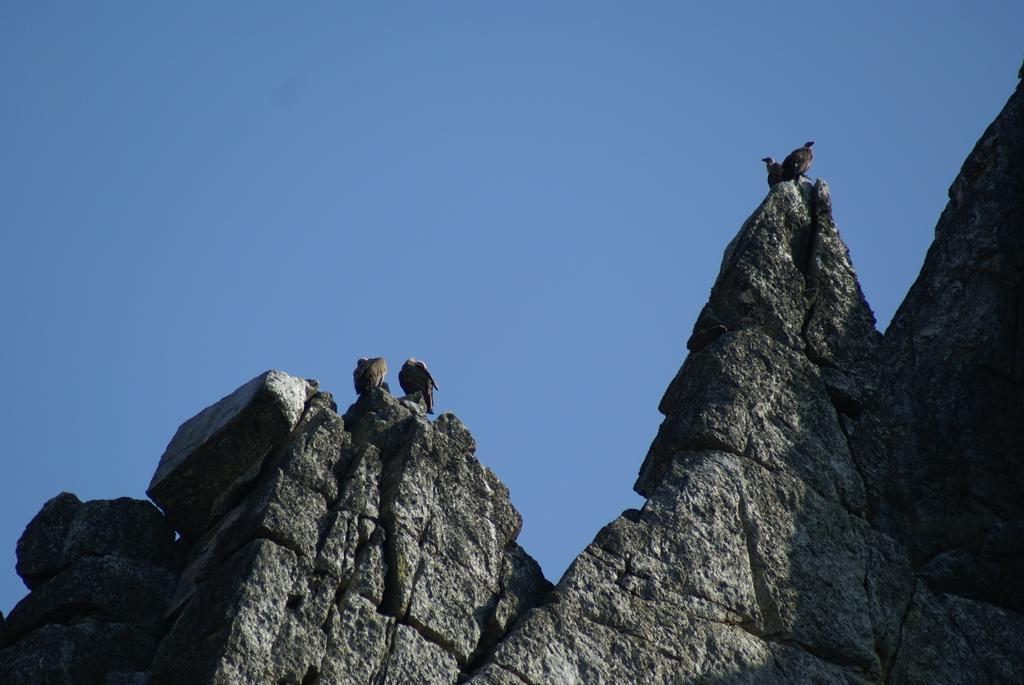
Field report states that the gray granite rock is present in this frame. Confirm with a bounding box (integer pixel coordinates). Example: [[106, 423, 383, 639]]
[[147, 381, 548, 683], [3, 555, 176, 645], [382, 623, 461, 684], [319, 593, 393, 684], [147, 370, 316, 541], [460, 175, 897, 684], [4, 64, 1024, 685], [852, 74, 1024, 613], [0, 622, 159, 685], [16, 494, 178, 593], [14, 491, 82, 588], [2, 492, 179, 682], [64, 498, 177, 568], [151, 538, 302, 683], [638, 182, 873, 522], [891, 589, 1024, 683], [15, 493, 179, 601], [464, 82, 1024, 679]]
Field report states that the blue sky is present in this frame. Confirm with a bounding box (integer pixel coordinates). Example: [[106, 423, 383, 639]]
[[2, 3, 1021, 614]]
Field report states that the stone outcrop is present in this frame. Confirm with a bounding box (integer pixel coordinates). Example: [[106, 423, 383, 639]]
[[460, 77, 1024, 680], [457, 77, 1024, 685], [3, 374, 550, 684], [466, 180, 907, 684], [1, 494, 179, 683], [2, 66, 1022, 685], [147, 370, 317, 541], [853, 75, 1024, 614]]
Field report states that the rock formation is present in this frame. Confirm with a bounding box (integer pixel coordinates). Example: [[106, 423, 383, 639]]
[[853, 73, 1024, 615], [1, 493, 179, 682], [2, 73, 1022, 685], [2, 372, 550, 683]]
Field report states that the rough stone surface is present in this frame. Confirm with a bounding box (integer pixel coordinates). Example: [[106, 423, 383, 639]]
[[151, 538, 302, 683], [2, 491, 180, 679], [16, 494, 178, 592], [0, 622, 159, 685], [147, 369, 316, 541], [852, 77, 1024, 614], [463, 179, 900, 684], [2, 494, 180, 682], [3, 555, 176, 644], [463, 77, 1024, 682], [637, 180, 876, 516], [14, 492, 82, 589], [3, 68, 1024, 685], [145, 383, 549, 683]]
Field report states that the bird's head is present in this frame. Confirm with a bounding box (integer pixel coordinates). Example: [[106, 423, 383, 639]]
[[761, 157, 775, 164], [804, 141, 815, 148]]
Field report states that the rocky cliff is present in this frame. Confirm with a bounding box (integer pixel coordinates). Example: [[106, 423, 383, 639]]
[[1, 76, 1022, 685], [1, 371, 551, 684]]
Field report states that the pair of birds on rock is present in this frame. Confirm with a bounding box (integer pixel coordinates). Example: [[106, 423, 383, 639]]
[[353, 357, 439, 414], [762, 141, 814, 187]]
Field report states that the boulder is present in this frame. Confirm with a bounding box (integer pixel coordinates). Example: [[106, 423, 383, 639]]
[[147, 370, 316, 540], [149, 385, 549, 683], [0, 622, 158, 685], [63, 497, 178, 568], [3, 493, 180, 680], [3, 555, 176, 645], [14, 492, 81, 589], [16, 494, 177, 591]]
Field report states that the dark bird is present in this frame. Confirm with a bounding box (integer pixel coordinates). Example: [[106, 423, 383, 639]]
[[782, 141, 814, 182], [399, 358, 439, 414], [762, 157, 784, 187], [353, 357, 387, 396]]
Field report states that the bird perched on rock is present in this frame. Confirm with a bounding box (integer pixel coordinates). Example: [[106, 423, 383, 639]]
[[399, 359, 439, 414], [782, 141, 814, 181], [353, 357, 387, 396], [761, 157, 784, 187]]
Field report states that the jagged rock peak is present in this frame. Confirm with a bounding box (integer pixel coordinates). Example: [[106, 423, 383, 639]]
[[853, 72, 1024, 615], [4, 64, 1024, 685], [638, 178, 879, 500], [461, 180, 906, 684], [149, 377, 551, 683], [2, 373, 550, 683], [467, 185, 1021, 685]]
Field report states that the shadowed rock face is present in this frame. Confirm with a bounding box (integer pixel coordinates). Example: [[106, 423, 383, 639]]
[[853, 78, 1024, 614], [2, 73, 1024, 685], [2, 494, 180, 682]]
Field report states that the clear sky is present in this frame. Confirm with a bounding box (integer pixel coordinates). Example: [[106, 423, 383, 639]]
[[2, 3, 1021, 615]]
